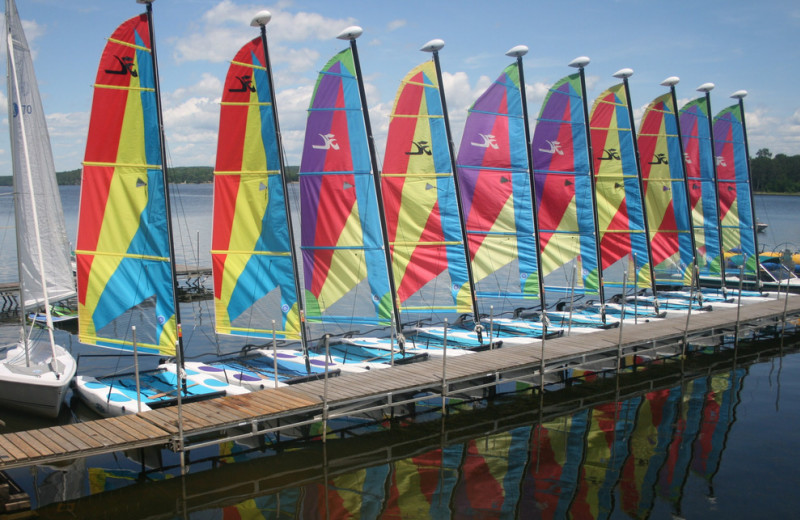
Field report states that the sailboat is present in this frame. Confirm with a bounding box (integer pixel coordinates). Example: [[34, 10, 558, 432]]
[[637, 78, 696, 289], [713, 93, 800, 292], [586, 69, 681, 319], [532, 57, 613, 326], [454, 47, 596, 335], [73, 1, 247, 416], [454, 46, 543, 333], [380, 39, 537, 348], [297, 27, 443, 363], [0, 0, 77, 418]]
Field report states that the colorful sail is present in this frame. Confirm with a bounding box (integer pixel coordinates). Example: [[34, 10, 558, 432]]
[[211, 36, 300, 339], [381, 60, 472, 314], [76, 14, 176, 355], [589, 83, 651, 288], [638, 93, 694, 283], [456, 63, 539, 302], [679, 98, 723, 276], [299, 48, 393, 326], [532, 72, 600, 294], [713, 104, 758, 275]]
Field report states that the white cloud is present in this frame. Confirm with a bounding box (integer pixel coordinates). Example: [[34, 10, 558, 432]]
[[172, 1, 356, 67], [387, 19, 406, 31]]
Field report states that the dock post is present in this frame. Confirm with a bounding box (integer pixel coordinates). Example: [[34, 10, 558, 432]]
[[174, 339, 186, 475], [617, 272, 628, 372], [682, 263, 697, 360], [539, 315, 547, 397], [132, 326, 141, 413], [782, 268, 790, 333], [489, 305, 494, 349], [323, 334, 330, 443], [735, 266, 744, 347], [441, 319, 448, 415], [272, 321, 279, 389], [568, 263, 577, 335]]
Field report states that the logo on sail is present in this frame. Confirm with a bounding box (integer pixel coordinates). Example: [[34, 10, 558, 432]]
[[715, 155, 727, 167], [105, 56, 137, 77], [229, 75, 256, 93], [406, 141, 432, 156], [312, 133, 339, 150], [648, 153, 668, 165], [599, 148, 621, 161], [538, 140, 564, 155], [470, 133, 499, 149]]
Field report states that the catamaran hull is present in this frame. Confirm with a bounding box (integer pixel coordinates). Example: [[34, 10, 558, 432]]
[[73, 362, 249, 418], [0, 344, 76, 418]]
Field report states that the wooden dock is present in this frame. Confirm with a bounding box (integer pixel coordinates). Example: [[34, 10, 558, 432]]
[[1, 295, 799, 471]]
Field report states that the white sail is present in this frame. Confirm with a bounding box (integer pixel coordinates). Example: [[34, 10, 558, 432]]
[[6, 0, 75, 310]]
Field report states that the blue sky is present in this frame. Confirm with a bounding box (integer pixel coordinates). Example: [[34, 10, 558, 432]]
[[2, 0, 798, 173]]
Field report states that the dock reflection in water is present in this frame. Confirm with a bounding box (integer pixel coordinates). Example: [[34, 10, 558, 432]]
[[13, 336, 800, 519]]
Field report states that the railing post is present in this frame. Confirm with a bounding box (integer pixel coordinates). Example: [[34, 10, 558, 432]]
[[272, 320, 279, 389], [132, 326, 141, 413], [323, 334, 330, 443], [441, 318, 448, 415], [617, 270, 628, 372]]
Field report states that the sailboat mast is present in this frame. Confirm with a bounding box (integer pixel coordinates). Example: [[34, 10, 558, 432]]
[[339, 27, 406, 348], [663, 78, 701, 292], [141, 0, 185, 365], [572, 57, 607, 321], [730, 90, 761, 290], [253, 11, 311, 360], [616, 70, 659, 308], [699, 84, 728, 294], [5, 0, 59, 369], [508, 45, 548, 320], [422, 39, 483, 335]]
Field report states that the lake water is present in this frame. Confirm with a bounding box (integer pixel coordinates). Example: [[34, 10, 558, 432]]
[[2, 187, 800, 518]]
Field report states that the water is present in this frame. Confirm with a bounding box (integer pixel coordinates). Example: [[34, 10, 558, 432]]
[[2, 187, 800, 518]]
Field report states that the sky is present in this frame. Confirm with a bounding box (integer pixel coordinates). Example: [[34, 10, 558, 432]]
[[1, 0, 799, 174]]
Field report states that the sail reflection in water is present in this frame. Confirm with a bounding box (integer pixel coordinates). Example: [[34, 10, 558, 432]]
[[39, 363, 749, 518], [216, 369, 747, 518]]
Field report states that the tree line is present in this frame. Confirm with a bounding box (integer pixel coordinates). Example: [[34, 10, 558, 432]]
[[0, 154, 796, 193]]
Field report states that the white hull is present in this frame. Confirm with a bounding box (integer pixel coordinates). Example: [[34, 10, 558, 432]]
[[0, 341, 76, 418]]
